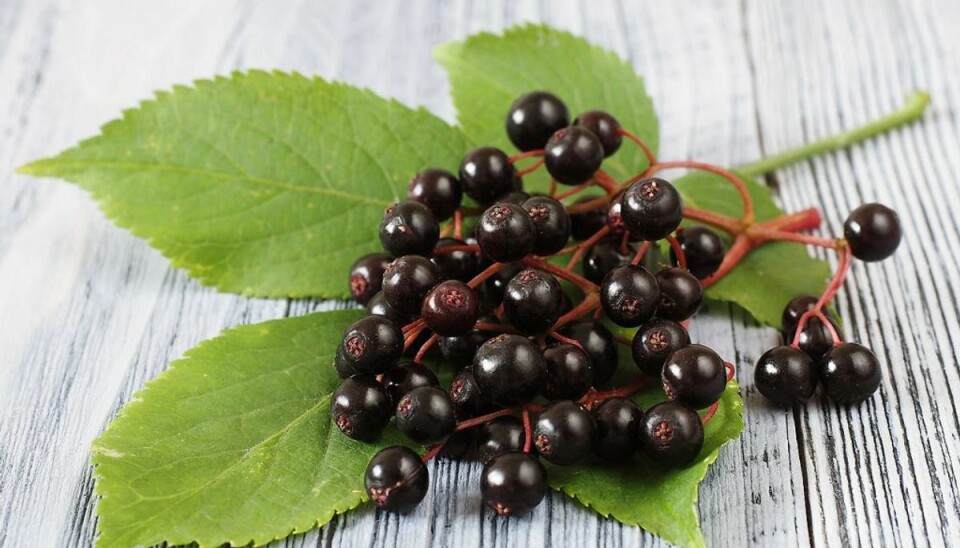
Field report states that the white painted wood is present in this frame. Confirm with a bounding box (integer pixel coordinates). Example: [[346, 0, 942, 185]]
[[0, 0, 957, 547]]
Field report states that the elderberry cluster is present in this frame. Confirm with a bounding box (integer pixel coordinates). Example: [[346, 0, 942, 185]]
[[335, 90, 735, 516]]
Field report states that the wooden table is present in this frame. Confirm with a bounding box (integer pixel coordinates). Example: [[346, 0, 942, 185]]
[[1, 0, 958, 546]]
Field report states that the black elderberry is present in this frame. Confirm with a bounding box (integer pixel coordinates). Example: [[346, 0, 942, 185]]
[[505, 91, 570, 151], [569, 197, 608, 240], [843, 203, 902, 262], [365, 446, 429, 512], [622, 177, 683, 240], [558, 320, 619, 386], [600, 264, 660, 327], [382, 255, 441, 316], [379, 200, 440, 257], [672, 226, 725, 279], [592, 397, 643, 461], [476, 416, 525, 464], [754, 346, 817, 406], [662, 344, 726, 409], [818, 342, 882, 404], [395, 385, 457, 446], [366, 291, 411, 324], [475, 202, 536, 263], [349, 253, 392, 305], [381, 361, 440, 404], [449, 368, 487, 419], [542, 343, 594, 400], [522, 195, 571, 255], [482, 262, 522, 305], [582, 238, 637, 285], [440, 429, 475, 460], [431, 238, 480, 282], [407, 168, 462, 221], [481, 452, 548, 516], [573, 110, 622, 157], [421, 280, 480, 336], [332, 376, 392, 441], [793, 316, 841, 360], [334, 315, 403, 377], [605, 191, 637, 239], [472, 334, 547, 406], [459, 147, 518, 205], [638, 402, 704, 467], [544, 127, 604, 185], [631, 319, 691, 377], [656, 267, 703, 321], [439, 320, 496, 368], [502, 268, 564, 334], [499, 190, 531, 205], [533, 400, 595, 465]]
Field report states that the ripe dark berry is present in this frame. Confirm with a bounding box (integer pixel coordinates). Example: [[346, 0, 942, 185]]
[[482, 262, 522, 304], [605, 191, 638, 239], [573, 110, 622, 157], [499, 190, 530, 205], [582, 239, 636, 285], [522, 196, 571, 255], [382, 255, 440, 316], [542, 343, 594, 400], [818, 342, 882, 404], [754, 346, 817, 406], [631, 319, 691, 376], [475, 416, 525, 464], [544, 126, 605, 185], [366, 291, 411, 324], [349, 253, 392, 305], [662, 344, 726, 409], [440, 430, 475, 460], [439, 329, 495, 369], [622, 177, 683, 240], [502, 269, 564, 333], [843, 203, 902, 262], [334, 316, 403, 377], [569, 197, 608, 240], [459, 147, 518, 205], [672, 226, 725, 279], [395, 385, 457, 446], [407, 168, 462, 221], [421, 280, 480, 336], [365, 446, 429, 512], [379, 201, 440, 257], [533, 400, 595, 465], [431, 238, 480, 282], [449, 369, 487, 419], [600, 264, 660, 327], [476, 203, 536, 263], [505, 91, 570, 151], [481, 452, 548, 516], [793, 316, 841, 360], [639, 402, 704, 467], [656, 267, 703, 321], [472, 334, 547, 406], [781, 295, 821, 334], [592, 397, 643, 461], [558, 320, 619, 385], [331, 376, 392, 440], [381, 361, 440, 404]]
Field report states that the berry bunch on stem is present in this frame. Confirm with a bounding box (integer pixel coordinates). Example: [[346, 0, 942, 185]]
[[338, 90, 905, 515]]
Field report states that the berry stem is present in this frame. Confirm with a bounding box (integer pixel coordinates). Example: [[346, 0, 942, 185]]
[[580, 376, 652, 408], [509, 149, 545, 163], [759, 207, 823, 232], [553, 291, 600, 329], [548, 330, 585, 351], [453, 210, 464, 240], [816, 244, 853, 311], [682, 206, 744, 235], [522, 410, 533, 453], [565, 225, 612, 270], [594, 169, 623, 195], [616, 127, 658, 167], [432, 244, 481, 255], [666, 235, 687, 270], [522, 257, 597, 294], [648, 160, 755, 224], [414, 334, 439, 363], [565, 195, 612, 214], [516, 158, 545, 177], [701, 402, 720, 425], [554, 180, 596, 200], [736, 91, 931, 177], [701, 235, 752, 289], [474, 321, 519, 334], [749, 228, 839, 248], [467, 262, 508, 289], [630, 240, 652, 265], [455, 407, 520, 432], [422, 443, 445, 463]]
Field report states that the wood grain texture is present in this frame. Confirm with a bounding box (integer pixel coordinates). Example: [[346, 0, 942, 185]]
[[0, 0, 957, 546]]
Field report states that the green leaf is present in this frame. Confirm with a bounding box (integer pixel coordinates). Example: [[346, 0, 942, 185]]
[[19, 71, 469, 298], [435, 24, 658, 186], [674, 171, 831, 327], [549, 381, 744, 548], [90, 309, 404, 548]]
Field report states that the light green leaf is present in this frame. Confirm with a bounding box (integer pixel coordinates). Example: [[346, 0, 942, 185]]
[[549, 381, 744, 548], [90, 309, 404, 548], [19, 71, 469, 298], [435, 24, 658, 186], [674, 170, 831, 327]]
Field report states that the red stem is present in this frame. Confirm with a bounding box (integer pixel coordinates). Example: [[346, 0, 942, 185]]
[[421, 443, 444, 463], [522, 410, 533, 453], [683, 206, 743, 235], [593, 169, 623, 195], [566, 225, 612, 270], [468, 262, 507, 289], [617, 127, 657, 166], [701, 402, 720, 425], [631, 240, 652, 265], [509, 149, 544, 163], [666, 235, 687, 270], [554, 180, 596, 200], [522, 256, 597, 294], [517, 158, 545, 177], [548, 330, 585, 351], [648, 160, 755, 224], [453, 210, 463, 240], [455, 407, 519, 432], [414, 334, 439, 363]]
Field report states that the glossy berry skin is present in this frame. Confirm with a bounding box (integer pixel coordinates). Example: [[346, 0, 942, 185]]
[[366, 291, 411, 324], [476, 203, 536, 263], [582, 239, 636, 285], [544, 127, 604, 185], [334, 316, 403, 377], [754, 346, 817, 406], [449, 369, 487, 419], [431, 238, 480, 282], [440, 429, 475, 459], [534, 400, 595, 465], [472, 334, 547, 406], [381, 361, 440, 405], [793, 316, 841, 360], [349, 253, 392, 306], [662, 344, 727, 409], [421, 280, 480, 336], [656, 267, 704, 321], [573, 110, 622, 157], [382, 255, 441, 316], [482, 262, 522, 304], [542, 343, 594, 400], [522, 196, 571, 255], [365, 446, 429, 512], [499, 190, 531, 205], [379, 201, 440, 257], [843, 203, 902, 262], [395, 386, 457, 446], [631, 319, 691, 376], [622, 177, 684, 240], [639, 402, 704, 467], [505, 91, 570, 151], [819, 342, 882, 404], [475, 416, 525, 464], [332, 376, 392, 441], [502, 269, 564, 334], [605, 192, 639, 239], [439, 330, 494, 369], [781, 295, 821, 334], [600, 264, 660, 327], [569, 197, 608, 240], [407, 168, 462, 221], [558, 320, 619, 385], [459, 147, 518, 205], [481, 452, 548, 516], [672, 227, 725, 279], [592, 397, 643, 461]]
